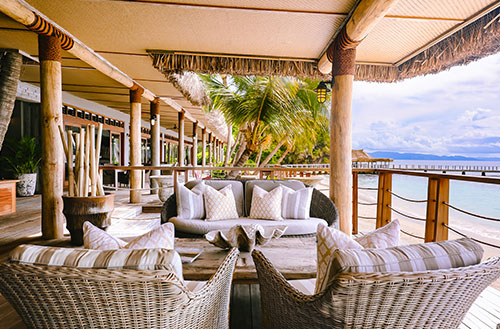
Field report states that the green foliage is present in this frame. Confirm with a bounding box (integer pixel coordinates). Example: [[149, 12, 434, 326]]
[[1, 136, 41, 176], [200, 74, 330, 166]]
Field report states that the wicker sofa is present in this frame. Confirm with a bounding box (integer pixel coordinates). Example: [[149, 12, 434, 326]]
[[0, 248, 239, 329], [252, 249, 500, 329], [161, 179, 339, 238]]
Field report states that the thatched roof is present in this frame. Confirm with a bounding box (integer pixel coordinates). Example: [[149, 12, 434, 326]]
[[352, 149, 392, 162], [162, 71, 211, 107], [148, 6, 500, 83]]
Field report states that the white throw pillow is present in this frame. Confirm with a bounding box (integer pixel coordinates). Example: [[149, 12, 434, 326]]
[[176, 182, 205, 219], [204, 185, 239, 221], [83, 221, 175, 250], [315, 219, 400, 292], [281, 186, 313, 219], [249, 186, 283, 220]]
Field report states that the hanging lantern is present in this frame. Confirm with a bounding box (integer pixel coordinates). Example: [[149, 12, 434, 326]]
[[314, 81, 330, 103]]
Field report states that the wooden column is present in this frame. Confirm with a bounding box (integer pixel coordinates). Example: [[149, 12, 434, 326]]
[[208, 132, 212, 165], [376, 172, 392, 228], [178, 111, 185, 166], [192, 122, 198, 166], [214, 139, 218, 164], [425, 178, 449, 242], [150, 99, 160, 193], [129, 85, 143, 203], [39, 34, 64, 239], [201, 128, 207, 166]]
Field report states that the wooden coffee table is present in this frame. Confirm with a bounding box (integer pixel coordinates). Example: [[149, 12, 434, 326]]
[[176, 236, 316, 284]]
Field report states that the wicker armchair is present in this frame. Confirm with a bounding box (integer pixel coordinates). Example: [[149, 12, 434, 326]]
[[252, 249, 500, 329], [0, 248, 239, 329]]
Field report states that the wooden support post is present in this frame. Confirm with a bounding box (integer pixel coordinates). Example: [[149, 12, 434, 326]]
[[425, 178, 449, 242], [352, 171, 359, 235], [201, 128, 207, 166], [150, 99, 160, 193], [178, 111, 185, 166], [39, 34, 64, 239], [208, 132, 212, 166], [376, 172, 392, 228], [192, 122, 198, 166], [129, 85, 143, 203]]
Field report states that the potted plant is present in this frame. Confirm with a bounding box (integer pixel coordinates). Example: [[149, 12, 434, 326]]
[[2, 136, 41, 197]]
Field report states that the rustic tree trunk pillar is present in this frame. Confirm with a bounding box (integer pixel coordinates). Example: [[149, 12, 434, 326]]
[[0, 50, 22, 151], [150, 99, 160, 193], [129, 85, 143, 203], [329, 29, 358, 236], [201, 128, 207, 166], [376, 172, 392, 228], [178, 111, 185, 166], [192, 122, 198, 166], [39, 35, 64, 239]]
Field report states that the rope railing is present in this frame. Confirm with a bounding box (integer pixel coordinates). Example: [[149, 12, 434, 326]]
[[400, 229, 425, 240], [358, 187, 378, 191], [358, 215, 376, 220], [387, 205, 426, 221], [443, 223, 500, 249], [443, 202, 500, 222], [358, 202, 377, 206], [387, 190, 427, 203]]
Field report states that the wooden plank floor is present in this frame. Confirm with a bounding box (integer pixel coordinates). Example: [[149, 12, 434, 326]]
[[1, 192, 499, 328]]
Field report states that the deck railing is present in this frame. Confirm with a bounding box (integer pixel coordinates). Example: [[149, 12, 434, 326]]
[[99, 165, 500, 248]]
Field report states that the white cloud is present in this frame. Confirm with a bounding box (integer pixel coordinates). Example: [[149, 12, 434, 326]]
[[351, 53, 500, 158]]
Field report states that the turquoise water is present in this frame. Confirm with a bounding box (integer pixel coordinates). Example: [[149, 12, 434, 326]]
[[358, 160, 500, 235]]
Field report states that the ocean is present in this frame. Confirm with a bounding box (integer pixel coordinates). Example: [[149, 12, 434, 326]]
[[358, 160, 500, 244]]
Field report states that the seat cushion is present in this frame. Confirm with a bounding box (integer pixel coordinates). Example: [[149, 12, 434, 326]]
[[186, 179, 245, 217], [176, 182, 205, 219], [9, 244, 183, 279], [204, 185, 239, 221], [249, 186, 283, 220], [245, 180, 305, 215], [281, 186, 313, 219], [169, 217, 328, 236], [318, 238, 484, 292]]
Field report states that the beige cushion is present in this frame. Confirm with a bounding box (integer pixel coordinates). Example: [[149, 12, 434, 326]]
[[316, 220, 400, 292], [186, 180, 245, 217], [204, 185, 239, 221], [9, 244, 183, 279], [249, 186, 283, 220], [83, 221, 175, 250], [245, 180, 305, 215], [281, 186, 313, 219], [318, 238, 484, 292]]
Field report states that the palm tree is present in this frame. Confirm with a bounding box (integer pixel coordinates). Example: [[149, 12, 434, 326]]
[[201, 75, 328, 177]]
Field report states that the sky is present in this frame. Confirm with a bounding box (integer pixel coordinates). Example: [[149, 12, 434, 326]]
[[351, 52, 500, 158]]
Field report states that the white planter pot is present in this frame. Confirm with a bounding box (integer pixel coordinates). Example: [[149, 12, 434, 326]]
[[17, 173, 37, 197]]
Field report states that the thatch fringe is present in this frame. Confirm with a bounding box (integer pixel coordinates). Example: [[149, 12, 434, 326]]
[[355, 7, 500, 82], [162, 71, 211, 107], [149, 7, 500, 83], [149, 52, 331, 80]]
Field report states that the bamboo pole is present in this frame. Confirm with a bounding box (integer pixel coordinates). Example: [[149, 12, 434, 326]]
[[130, 88, 143, 203], [79, 128, 85, 197], [178, 111, 185, 166], [95, 123, 104, 196], [66, 130, 75, 196], [90, 124, 96, 196], [201, 128, 207, 166], [84, 124, 90, 197]]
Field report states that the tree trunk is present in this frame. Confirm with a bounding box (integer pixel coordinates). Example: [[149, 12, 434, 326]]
[[0, 50, 22, 151], [276, 148, 290, 165], [255, 144, 264, 167], [227, 148, 251, 179], [230, 130, 242, 157], [232, 139, 247, 166], [259, 138, 287, 167], [224, 123, 232, 166]]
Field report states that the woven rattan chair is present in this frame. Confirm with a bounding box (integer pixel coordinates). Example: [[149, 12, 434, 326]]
[[252, 249, 500, 329], [0, 248, 239, 329]]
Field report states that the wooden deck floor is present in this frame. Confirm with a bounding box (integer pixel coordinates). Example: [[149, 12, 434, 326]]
[[0, 193, 499, 328]]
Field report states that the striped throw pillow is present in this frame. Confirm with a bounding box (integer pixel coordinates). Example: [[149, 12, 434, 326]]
[[281, 186, 313, 219], [9, 244, 183, 279], [249, 186, 283, 220], [318, 238, 483, 292], [176, 182, 205, 219], [316, 220, 400, 293]]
